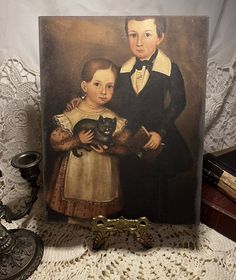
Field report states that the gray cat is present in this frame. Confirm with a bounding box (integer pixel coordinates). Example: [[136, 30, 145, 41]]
[[72, 115, 117, 157]]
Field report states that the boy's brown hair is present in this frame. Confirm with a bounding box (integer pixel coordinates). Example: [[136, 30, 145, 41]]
[[125, 16, 167, 38]]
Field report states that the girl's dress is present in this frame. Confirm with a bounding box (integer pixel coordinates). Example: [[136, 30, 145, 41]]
[[46, 101, 127, 219]]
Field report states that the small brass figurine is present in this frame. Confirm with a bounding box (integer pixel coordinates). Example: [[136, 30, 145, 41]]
[[0, 151, 44, 280], [91, 216, 154, 250]]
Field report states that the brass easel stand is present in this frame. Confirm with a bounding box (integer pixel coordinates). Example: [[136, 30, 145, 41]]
[[91, 216, 153, 250]]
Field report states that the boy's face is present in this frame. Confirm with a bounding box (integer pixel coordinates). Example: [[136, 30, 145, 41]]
[[81, 69, 115, 107], [127, 19, 164, 60]]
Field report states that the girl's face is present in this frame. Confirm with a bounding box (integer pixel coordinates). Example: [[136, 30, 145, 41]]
[[81, 68, 115, 108]]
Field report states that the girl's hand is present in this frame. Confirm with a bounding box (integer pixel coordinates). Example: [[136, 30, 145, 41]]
[[143, 131, 162, 150], [91, 145, 108, 154], [78, 130, 94, 144], [65, 97, 81, 112]]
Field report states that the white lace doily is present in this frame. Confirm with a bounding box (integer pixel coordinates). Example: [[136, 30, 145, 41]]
[[0, 58, 41, 207], [0, 58, 235, 279], [204, 54, 236, 152]]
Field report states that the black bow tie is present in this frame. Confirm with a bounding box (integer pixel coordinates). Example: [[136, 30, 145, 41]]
[[135, 59, 152, 71], [132, 50, 158, 73]]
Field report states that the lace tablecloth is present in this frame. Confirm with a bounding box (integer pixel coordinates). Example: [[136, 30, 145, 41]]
[[2, 194, 236, 280], [0, 58, 236, 279]]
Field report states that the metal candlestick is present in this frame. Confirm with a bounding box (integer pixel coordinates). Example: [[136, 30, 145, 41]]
[[0, 151, 44, 280]]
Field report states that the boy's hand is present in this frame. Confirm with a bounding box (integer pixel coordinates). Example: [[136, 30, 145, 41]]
[[143, 131, 162, 150], [91, 145, 108, 154], [78, 130, 94, 144], [65, 97, 81, 112]]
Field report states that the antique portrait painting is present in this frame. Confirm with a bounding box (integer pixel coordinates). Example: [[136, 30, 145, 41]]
[[39, 16, 208, 224]]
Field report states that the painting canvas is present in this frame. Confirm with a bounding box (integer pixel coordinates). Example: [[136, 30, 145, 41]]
[[39, 16, 208, 224]]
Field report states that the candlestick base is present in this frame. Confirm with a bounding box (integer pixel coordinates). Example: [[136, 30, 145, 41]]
[[0, 228, 43, 280]]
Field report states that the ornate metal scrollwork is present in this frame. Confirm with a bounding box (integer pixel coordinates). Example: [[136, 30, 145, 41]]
[[91, 216, 154, 250]]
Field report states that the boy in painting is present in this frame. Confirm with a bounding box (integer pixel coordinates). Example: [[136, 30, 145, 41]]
[[108, 16, 192, 221], [46, 58, 128, 221]]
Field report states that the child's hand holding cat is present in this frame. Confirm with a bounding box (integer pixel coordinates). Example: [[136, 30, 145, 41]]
[[78, 130, 94, 144], [91, 144, 109, 154]]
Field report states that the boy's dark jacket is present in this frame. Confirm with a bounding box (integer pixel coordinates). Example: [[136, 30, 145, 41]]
[[108, 49, 192, 177]]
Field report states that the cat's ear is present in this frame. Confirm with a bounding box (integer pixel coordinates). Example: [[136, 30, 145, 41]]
[[98, 115, 104, 122]]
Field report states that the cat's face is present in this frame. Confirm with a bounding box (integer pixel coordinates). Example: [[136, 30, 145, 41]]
[[98, 116, 116, 135]]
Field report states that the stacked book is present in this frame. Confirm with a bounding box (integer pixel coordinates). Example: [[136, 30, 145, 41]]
[[201, 182, 236, 242], [203, 146, 236, 202]]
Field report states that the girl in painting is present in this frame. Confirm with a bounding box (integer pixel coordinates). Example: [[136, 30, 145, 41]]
[[46, 58, 128, 221]]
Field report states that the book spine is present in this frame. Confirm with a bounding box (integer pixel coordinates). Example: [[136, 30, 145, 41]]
[[203, 155, 224, 179], [203, 168, 236, 202], [203, 155, 236, 201]]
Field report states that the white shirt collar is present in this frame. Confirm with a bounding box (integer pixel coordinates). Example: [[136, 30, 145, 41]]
[[120, 49, 171, 76]]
